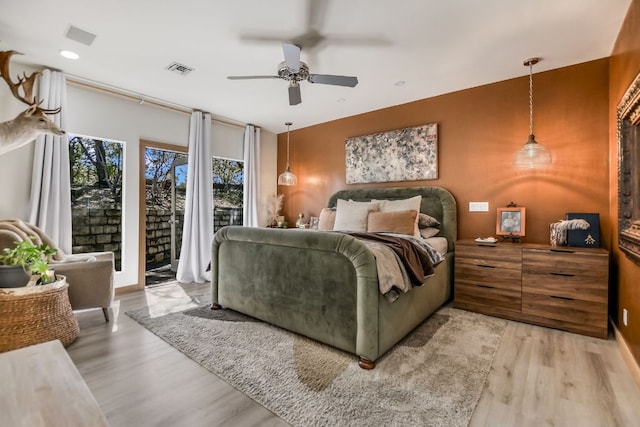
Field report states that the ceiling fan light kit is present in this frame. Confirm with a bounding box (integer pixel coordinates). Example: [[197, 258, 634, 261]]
[[228, 42, 358, 106]]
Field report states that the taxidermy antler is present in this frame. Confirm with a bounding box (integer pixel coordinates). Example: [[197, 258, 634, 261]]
[[0, 50, 65, 156]]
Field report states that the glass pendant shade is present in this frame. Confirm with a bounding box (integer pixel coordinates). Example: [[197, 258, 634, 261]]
[[514, 134, 552, 168], [278, 165, 298, 186], [514, 58, 551, 169], [278, 122, 297, 186]]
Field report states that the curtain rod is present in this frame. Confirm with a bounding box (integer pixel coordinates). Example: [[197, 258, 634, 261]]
[[65, 75, 251, 130]]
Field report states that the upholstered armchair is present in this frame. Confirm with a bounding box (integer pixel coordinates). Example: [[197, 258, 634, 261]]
[[0, 219, 114, 321]]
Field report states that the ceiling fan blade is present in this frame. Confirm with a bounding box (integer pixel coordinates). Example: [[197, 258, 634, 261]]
[[308, 74, 358, 87], [282, 43, 301, 72], [323, 34, 392, 47], [288, 83, 302, 105], [239, 34, 286, 43], [227, 75, 280, 80], [306, 0, 328, 31]]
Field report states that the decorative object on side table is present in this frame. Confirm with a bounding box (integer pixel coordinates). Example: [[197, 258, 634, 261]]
[[266, 194, 284, 227], [549, 217, 592, 247], [565, 213, 600, 247], [310, 216, 319, 230], [296, 213, 307, 228], [0, 236, 57, 288], [496, 203, 526, 242]]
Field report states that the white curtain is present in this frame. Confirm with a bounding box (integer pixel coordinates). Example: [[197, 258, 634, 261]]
[[177, 111, 213, 283], [243, 125, 261, 227], [28, 69, 72, 254]]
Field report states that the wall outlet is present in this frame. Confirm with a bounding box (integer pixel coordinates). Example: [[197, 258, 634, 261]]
[[469, 202, 489, 212], [623, 308, 628, 326]]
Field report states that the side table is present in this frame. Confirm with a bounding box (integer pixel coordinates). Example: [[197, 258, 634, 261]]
[[0, 339, 108, 426], [0, 276, 79, 352]]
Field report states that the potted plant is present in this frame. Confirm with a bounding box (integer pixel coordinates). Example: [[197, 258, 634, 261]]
[[0, 236, 58, 288]]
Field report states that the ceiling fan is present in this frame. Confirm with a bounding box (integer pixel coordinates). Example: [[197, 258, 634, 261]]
[[227, 42, 358, 106]]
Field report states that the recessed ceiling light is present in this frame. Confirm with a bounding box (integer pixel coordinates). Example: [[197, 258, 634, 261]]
[[60, 50, 79, 60], [394, 80, 406, 87]]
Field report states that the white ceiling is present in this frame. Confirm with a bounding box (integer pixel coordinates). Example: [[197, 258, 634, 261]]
[[0, 0, 631, 134]]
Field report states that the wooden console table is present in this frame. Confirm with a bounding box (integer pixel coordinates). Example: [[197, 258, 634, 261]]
[[454, 240, 609, 338], [0, 340, 108, 426]]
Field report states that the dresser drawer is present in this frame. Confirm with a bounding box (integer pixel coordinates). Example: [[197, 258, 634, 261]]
[[455, 282, 521, 313], [455, 258, 521, 291], [521, 291, 608, 337], [456, 243, 522, 263], [522, 248, 608, 277], [522, 272, 607, 303]]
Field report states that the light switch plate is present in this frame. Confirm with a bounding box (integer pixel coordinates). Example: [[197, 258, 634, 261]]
[[469, 202, 489, 212]]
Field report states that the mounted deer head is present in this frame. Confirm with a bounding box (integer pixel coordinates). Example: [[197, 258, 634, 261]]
[[0, 50, 65, 156]]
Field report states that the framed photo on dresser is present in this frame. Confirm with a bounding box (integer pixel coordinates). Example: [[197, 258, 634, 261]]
[[309, 216, 319, 230], [496, 207, 526, 237]]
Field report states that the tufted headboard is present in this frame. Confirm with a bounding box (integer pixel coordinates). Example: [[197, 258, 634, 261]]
[[327, 186, 457, 253]]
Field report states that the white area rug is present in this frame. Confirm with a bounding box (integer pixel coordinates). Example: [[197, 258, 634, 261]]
[[127, 302, 506, 427]]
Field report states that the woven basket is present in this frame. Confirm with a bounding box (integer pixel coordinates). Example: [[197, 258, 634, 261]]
[[0, 276, 79, 353]]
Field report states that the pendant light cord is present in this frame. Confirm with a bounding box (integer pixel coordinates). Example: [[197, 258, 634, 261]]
[[529, 61, 534, 136], [286, 122, 291, 167]]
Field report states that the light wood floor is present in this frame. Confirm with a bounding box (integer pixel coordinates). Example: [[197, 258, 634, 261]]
[[66, 282, 640, 427]]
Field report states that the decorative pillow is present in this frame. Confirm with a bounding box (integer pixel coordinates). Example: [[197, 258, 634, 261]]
[[418, 213, 440, 228], [318, 208, 336, 231], [367, 210, 418, 236], [374, 196, 422, 238], [419, 227, 440, 239], [333, 199, 380, 232]]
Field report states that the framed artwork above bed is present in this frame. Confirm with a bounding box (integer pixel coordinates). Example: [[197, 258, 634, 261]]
[[345, 123, 438, 184]]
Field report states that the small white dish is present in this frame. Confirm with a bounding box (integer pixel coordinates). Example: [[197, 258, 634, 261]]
[[475, 237, 497, 243]]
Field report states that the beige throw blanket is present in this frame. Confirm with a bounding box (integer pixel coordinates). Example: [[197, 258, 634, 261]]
[[348, 232, 444, 302]]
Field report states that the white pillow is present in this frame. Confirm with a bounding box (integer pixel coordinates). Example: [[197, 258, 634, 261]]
[[333, 199, 380, 232], [375, 196, 422, 238]]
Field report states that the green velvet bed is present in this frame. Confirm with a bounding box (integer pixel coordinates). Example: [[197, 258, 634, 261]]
[[211, 186, 457, 369]]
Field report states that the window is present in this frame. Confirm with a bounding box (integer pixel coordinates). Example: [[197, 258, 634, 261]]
[[68, 134, 124, 270], [212, 157, 244, 232]]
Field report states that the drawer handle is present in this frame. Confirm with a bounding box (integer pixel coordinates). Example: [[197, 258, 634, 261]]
[[549, 295, 575, 301], [477, 284, 495, 289], [477, 264, 497, 269], [478, 244, 497, 248], [549, 272, 575, 277], [550, 249, 575, 254]]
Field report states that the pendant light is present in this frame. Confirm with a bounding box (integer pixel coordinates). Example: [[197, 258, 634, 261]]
[[278, 121, 298, 186], [514, 58, 551, 169]]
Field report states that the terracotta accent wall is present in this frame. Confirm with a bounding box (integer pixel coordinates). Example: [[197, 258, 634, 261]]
[[278, 59, 610, 249], [610, 0, 640, 365]]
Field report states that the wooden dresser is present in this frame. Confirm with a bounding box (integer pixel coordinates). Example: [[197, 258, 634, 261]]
[[454, 240, 609, 338]]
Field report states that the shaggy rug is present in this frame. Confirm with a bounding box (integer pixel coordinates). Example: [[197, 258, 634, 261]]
[[127, 300, 506, 427]]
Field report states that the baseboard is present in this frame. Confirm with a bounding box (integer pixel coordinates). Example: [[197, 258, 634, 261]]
[[114, 283, 142, 295], [612, 320, 640, 389]]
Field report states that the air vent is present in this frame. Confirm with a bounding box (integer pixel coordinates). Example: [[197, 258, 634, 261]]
[[165, 62, 194, 76], [65, 25, 96, 46]]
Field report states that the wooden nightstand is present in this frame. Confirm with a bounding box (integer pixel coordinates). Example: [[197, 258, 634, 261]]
[[454, 240, 609, 338]]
